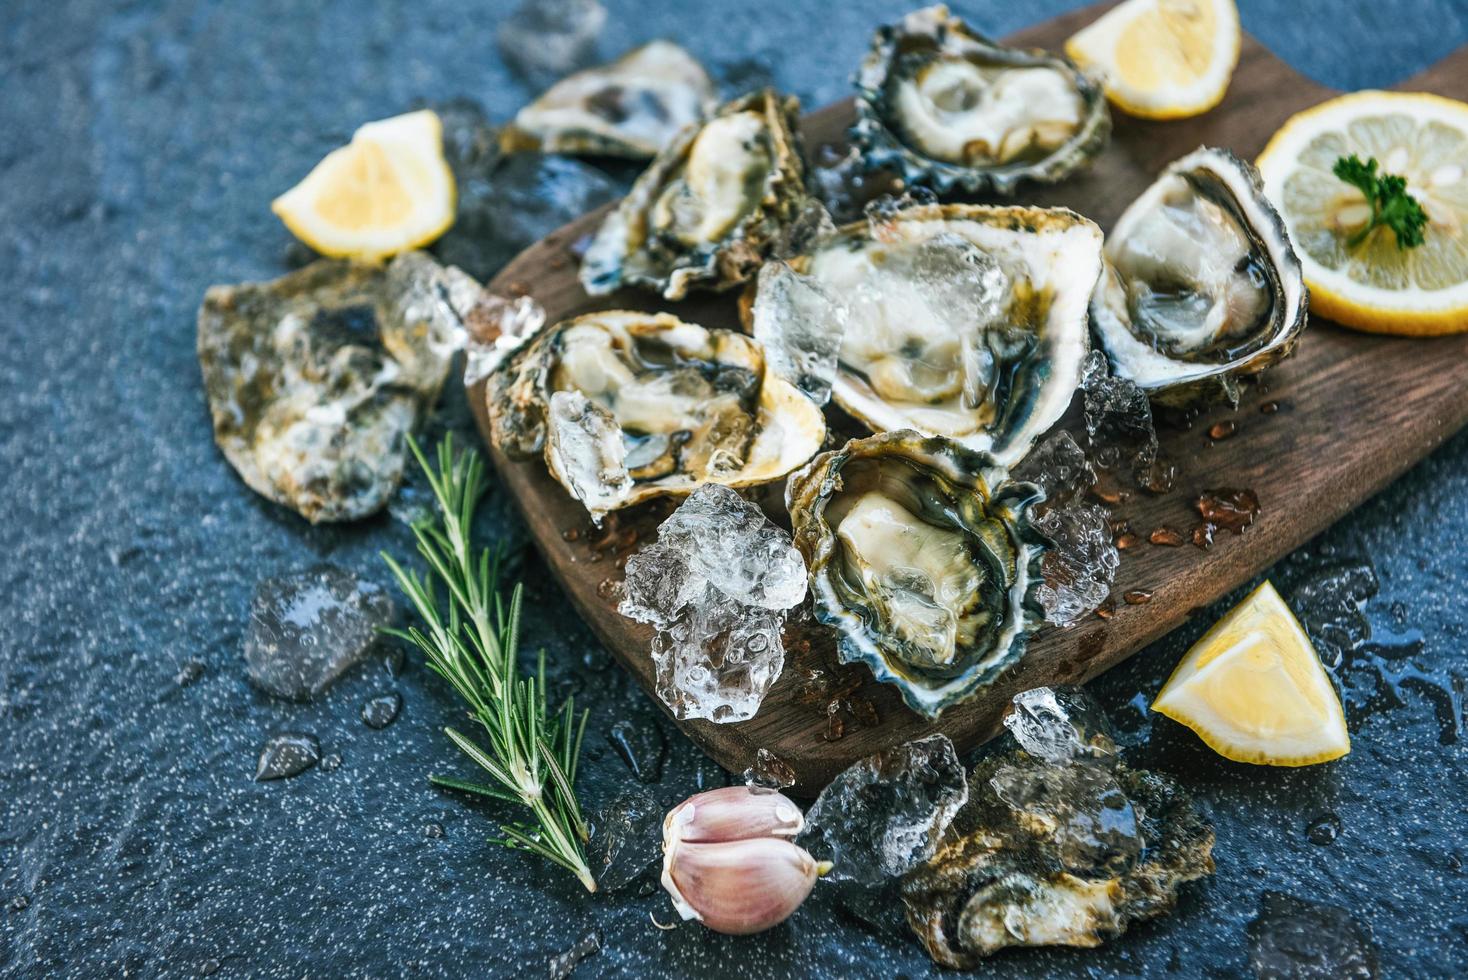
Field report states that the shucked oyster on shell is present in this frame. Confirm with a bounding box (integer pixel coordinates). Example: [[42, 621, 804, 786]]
[[752, 203, 1102, 468], [852, 5, 1110, 196], [902, 751, 1215, 966], [580, 88, 808, 300], [500, 41, 717, 159], [487, 310, 824, 519], [786, 431, 1047, 718], [1091, 146, 1309, 406], [198, 253, 480, 523]]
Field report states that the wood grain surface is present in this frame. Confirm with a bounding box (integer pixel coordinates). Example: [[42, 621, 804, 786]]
[[471, 2, 1468, 793]]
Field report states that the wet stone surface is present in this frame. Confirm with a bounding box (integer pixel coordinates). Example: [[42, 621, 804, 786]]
[[3, 1, 1467, 977]]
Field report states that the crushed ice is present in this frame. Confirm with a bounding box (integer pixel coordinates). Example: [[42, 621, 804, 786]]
[[1034, 502, 1119, 626], [618, 484, 806, 723], [751, 260, 847, 406]]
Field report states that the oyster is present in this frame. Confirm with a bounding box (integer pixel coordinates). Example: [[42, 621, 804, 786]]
[[753, 203, 1102, 467], [488, 310, 824, 518], [580, 88, 808, 300], [501, 41, 717, 159], [198, 253, 480, 523], [902, 747, 1215, 966], [852, 5, 1110, 195], [785, 431, 1046, 718], [1091, 146, 1308, 405]]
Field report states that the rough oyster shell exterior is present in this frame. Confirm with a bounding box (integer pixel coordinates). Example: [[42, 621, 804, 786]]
[[785, 431, 1047, 718], [197, 253, 480, 523], [579, 88, 809, 300], [851, 5, 1110, 196]]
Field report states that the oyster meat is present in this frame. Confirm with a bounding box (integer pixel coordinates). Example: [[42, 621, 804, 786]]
[[198, 253, 480, 523], [786, 431, 1046, 718], [1091, 146, 1309, 405], [852, 5, 1110, 195], [488, 310, 824, 519], [580, 88, 808, 300], [902, 688, 1215, 966], [501, 41, 717, 159], [753, 203, 1102, 467]]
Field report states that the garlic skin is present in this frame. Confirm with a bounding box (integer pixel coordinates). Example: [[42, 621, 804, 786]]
[[661, 786, 832, 935]]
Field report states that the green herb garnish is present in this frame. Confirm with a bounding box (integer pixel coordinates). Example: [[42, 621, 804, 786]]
[[1332, 153, 1429, 249], [383, 435, 595, 892]]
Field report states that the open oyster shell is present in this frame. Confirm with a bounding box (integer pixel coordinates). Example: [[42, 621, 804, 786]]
[[198, 253, 480, 523], [786, 431, 1046, 718], [487, 310, 824, 518], [902, 754, 1215, 966], [500, 41, 717, 159], [1091, 146, 1309, 406], [852, 5, 1110, 196], [580, 88, 808, 300], [751, 203, 1102, 468]]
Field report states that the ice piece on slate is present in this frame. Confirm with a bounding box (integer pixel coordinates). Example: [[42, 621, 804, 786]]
[[752, 260, 847, 406], [619, 485, 806, 722], [1248, 891, 1379, 980], [496, 0, 607, 89], [743, 748, 797, 793], [255, 733, 322, 781], [1004, 685, 1117, 764], [462, 293, 547, 386], [798, 734, 968, 886], [546, 390, 632, 523], [1013, 430, 1096, 509], [548, 930, 603, 980], [243, 566, 395, 701], [1081, 350, 1159, 473], [1033, 501, 1119, 626], [587, 790, 662, 891]]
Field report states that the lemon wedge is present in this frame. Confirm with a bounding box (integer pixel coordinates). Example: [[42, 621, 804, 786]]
[[271, 109, 455, 262], [1257, 91, 1468, 336], [1152, 581, 1350, 766], [1065, 0, 1240, 120]]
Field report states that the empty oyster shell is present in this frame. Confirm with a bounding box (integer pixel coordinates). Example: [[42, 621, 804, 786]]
[[580, 88, 808, 300], [197, 253, 480, 523], [500, 41, 717, 159], [852, 5, 1110, 195], [751, 203, 1102, 468], [786, 431, 1046, 718], [902, 753, 1215, 966], [1091, 146, 1308, 406], [487, 310, 824, 517]]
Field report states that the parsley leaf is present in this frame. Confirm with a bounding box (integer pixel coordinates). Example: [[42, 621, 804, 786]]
[[1332, 153, 1429, 250]]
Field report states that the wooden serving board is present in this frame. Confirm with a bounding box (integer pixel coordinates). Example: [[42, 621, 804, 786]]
[[472, 3, 1468, 793]]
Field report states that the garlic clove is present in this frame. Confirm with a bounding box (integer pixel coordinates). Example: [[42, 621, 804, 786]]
[[664, 786, 805, 845], [662, 836, 830, 935]]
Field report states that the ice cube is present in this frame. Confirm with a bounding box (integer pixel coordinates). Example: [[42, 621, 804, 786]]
[[618, 485, 806, 722], [243, 566, 394, 701], [496, 0, 607, 90], [743, 748, 797, 793], [751, 261, 846, 406], [798, 734, 968, 886], [255, 733, 322, 781], [1004, 685, 1117, 764], [1013, 430, 1096, 509], [1033, 501, 1119, 626], [1081, 351, 1159, 474], [587, 790, 662, 892], [1248, 891, 1379, 980], [545, 390, 632, 523]]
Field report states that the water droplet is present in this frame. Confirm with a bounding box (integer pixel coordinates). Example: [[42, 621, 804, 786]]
[[1197, 488, 1260, 534], [319, 752, 344, 773], [361, 692, 403, 729], [1123, 590, 1153, 605], [255, 733, 321, 781], [174, 660, 206, 687], [606, 716, 667, 784], [1116, 531, 1142, 550], [199, 958, 221, 976], [1208, 420, 1238, 440], [1149, 527, 1185, 547], [423, 822, 444, 839], [8, 895, 29, 912], [1259, 400, 1282, 415], [1191, 523, 1216, 550], [1307, 812, 1341, 845]]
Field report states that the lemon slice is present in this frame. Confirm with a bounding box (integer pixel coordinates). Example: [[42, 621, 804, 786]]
[[1152, 581, 1349, 766], [1257, 91, 1468, 336], [1065, 0, 1240, 120], [271, 109, 455, 262]]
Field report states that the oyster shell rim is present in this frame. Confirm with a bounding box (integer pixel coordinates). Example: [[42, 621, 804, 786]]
[[785, 429, 1048, 719], [849, 4, 1112, 196]]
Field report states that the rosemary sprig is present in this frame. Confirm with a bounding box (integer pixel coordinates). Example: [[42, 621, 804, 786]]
[[381, 434, 595, 892]]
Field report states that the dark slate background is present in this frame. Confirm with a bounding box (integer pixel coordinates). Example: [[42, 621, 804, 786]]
[[4, 1, 1468, 977]]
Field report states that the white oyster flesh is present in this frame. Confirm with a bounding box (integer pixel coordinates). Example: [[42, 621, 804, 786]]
[[795, 207, 1101, 467], [510, 40, 716, 158], [545, 389, 633, 522], [651, 110, 771, 245], [893, 58, 1084, 166]]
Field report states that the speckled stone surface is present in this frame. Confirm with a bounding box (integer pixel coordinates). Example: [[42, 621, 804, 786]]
[[3, 2, 1467, 977]]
